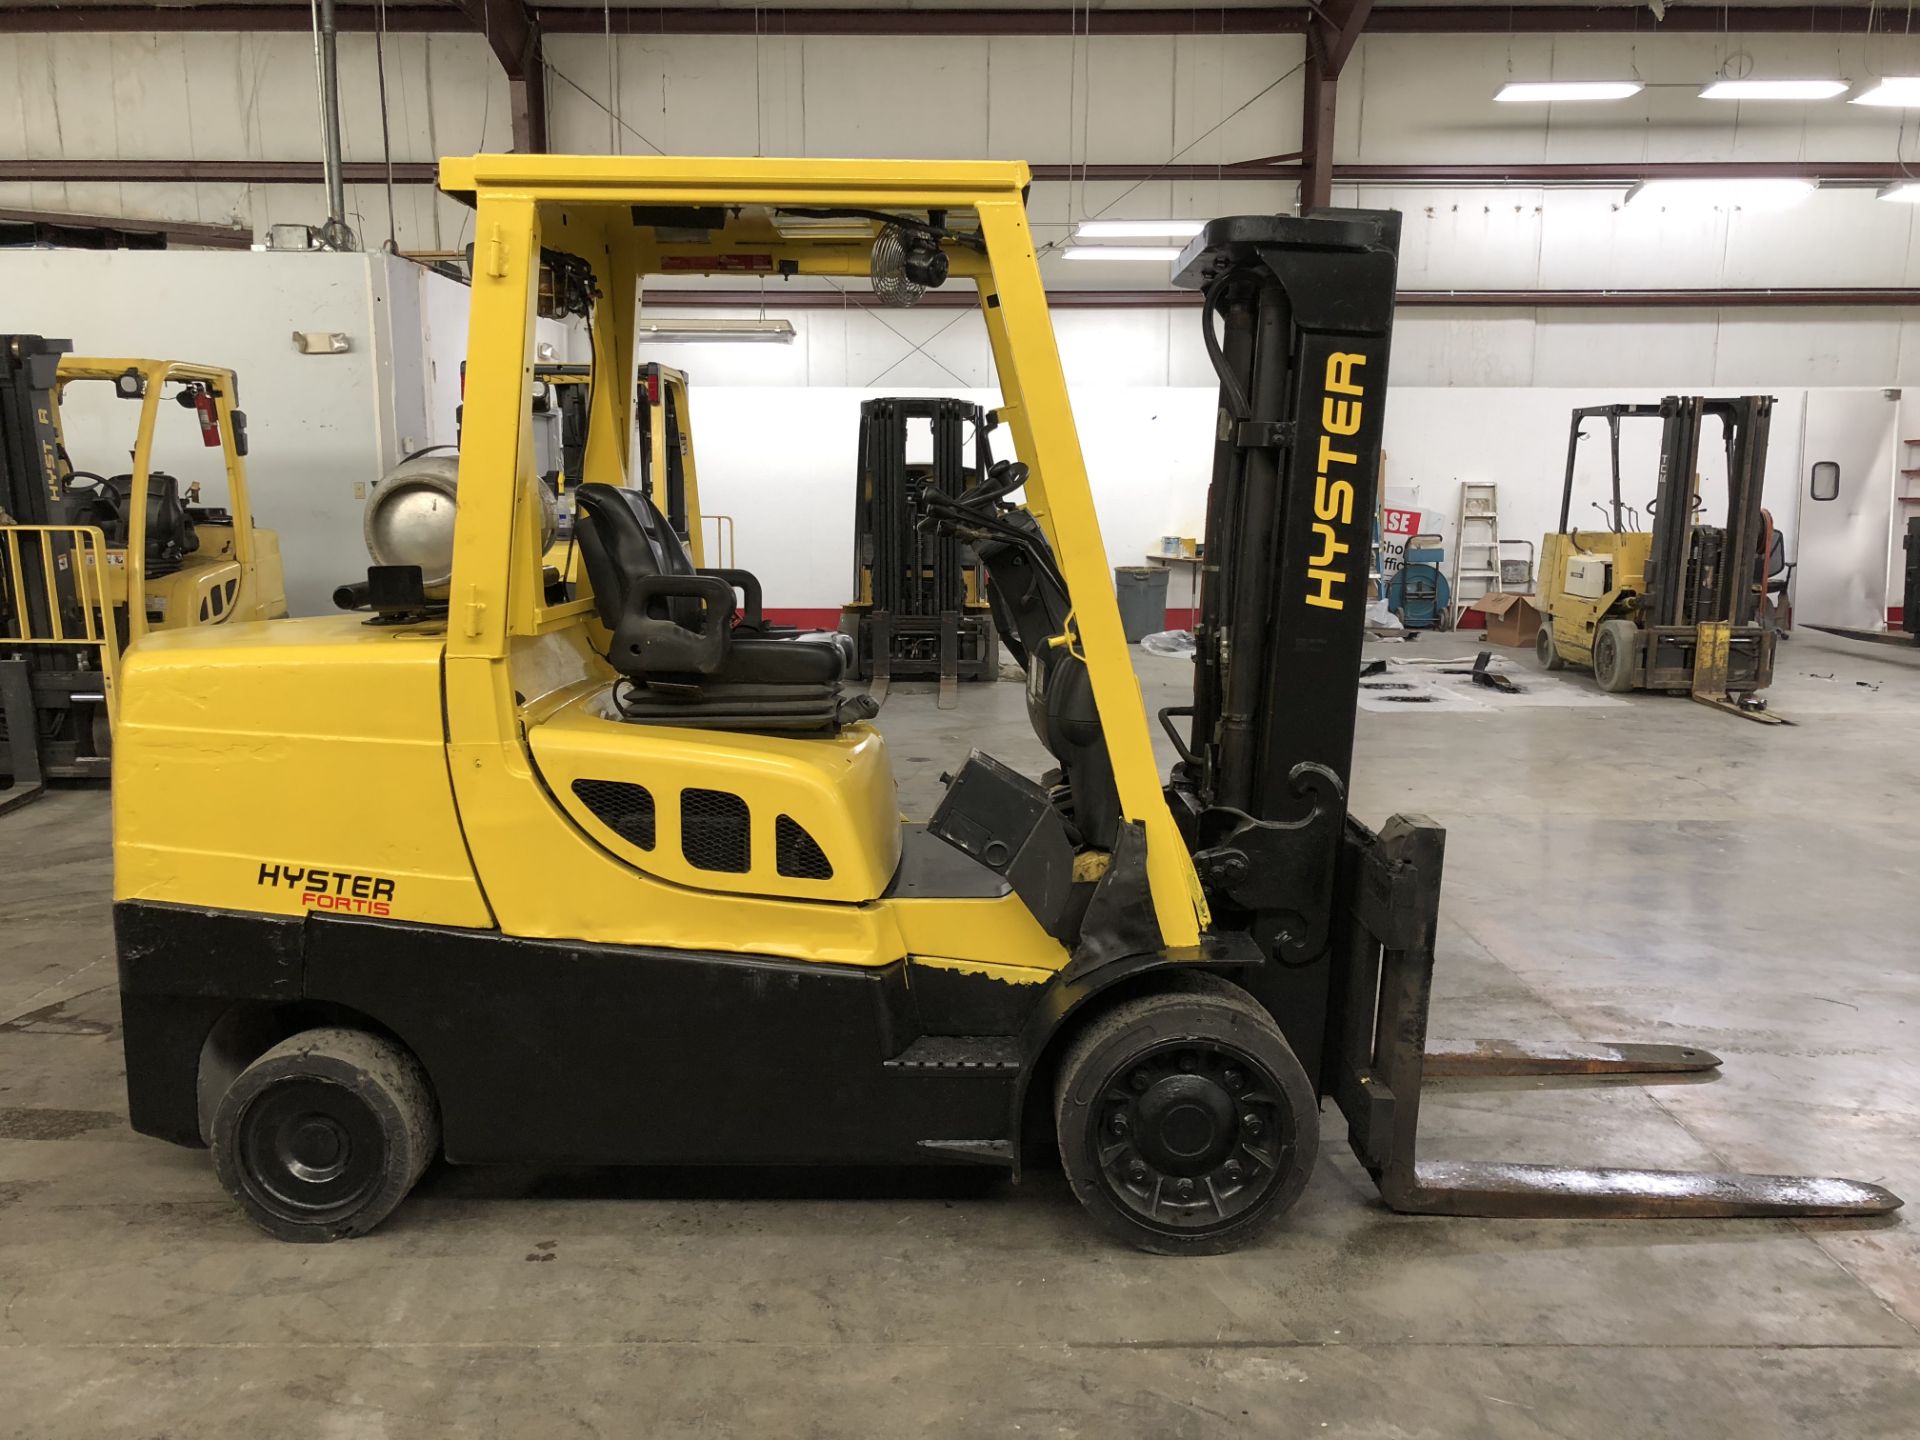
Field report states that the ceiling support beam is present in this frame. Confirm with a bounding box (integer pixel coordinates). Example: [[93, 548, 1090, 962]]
[[456, 0, 546, 152], [1300, 0, 1374, 210], [0, 205, 253, 250], [5, 6, 1907, 38]]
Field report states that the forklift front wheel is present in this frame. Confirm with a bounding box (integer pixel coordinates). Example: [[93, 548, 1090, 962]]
[[1592, 618, 1639, 694], [211, 1027, 439, 1243], [1535, 624, 1566, 672], [1054, 978, 1318, 1255]]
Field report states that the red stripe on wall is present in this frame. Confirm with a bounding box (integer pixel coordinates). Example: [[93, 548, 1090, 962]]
[[764, 608, 844, 629]]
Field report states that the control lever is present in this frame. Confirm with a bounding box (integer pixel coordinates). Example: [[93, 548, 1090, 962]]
[[917, 460, 1028, 537], [961, 459, 1029, 510]]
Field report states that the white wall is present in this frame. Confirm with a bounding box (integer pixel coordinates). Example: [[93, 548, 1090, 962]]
[[0, 249, 482, 615], [682, 380, 1855, 616]]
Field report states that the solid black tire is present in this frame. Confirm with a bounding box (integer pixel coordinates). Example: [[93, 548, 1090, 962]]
[[1054, 975, 1319, 1256], [1592, 617, 1638, 694], [211, 1026, 438, 1243], [1535, 623, 1566, 671]]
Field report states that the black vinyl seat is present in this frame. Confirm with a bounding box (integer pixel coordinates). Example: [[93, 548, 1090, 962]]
[[63, 470, 199, 576], [573, 483, 873, 733]]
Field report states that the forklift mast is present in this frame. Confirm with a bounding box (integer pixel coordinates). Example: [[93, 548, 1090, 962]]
[[1, 335, 78, 547], [843, 396, 998, 701], [1644, 396, 1771, 632], [854, 397, 986, 623], [1, 334, 92, 810], [1168, 212, 1400, 1085]]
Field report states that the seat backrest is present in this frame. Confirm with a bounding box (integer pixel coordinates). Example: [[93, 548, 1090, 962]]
[[143, 472, 197, 571], [64, 479, 128, 545], [575, 483, 702, 631]]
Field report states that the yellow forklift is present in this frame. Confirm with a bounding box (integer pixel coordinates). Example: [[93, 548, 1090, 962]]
[[1536, 396, 1780, 720], [108, 159, 1894, 1249], [442, 356, 702, 575], [1, 340, 285, 810]]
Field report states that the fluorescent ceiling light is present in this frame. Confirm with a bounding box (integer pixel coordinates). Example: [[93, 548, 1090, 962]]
[[1700, 79, 1849, 101], [1625, 178, 1814, 211], [1852, 77, 1920, 107], [1495, 81, 1642, 103], [635, 317, 796, 344], [1061, 245, 1183, 262], [1073, 219, 1205, 239], [1878, 181, 1920, 203]]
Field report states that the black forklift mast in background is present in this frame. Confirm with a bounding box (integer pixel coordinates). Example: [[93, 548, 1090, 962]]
[[1, 334, 99, 813], [1643, 395, 1772, 635], [1168, 216, 1892, 1219], [842, 396, 998, 707]]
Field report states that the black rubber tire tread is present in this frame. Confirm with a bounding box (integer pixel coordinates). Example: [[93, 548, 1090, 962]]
[[1053, 974, 1318, 1256], [1536, 623, 1566, 671], [212, 1026, 438, 1244], [1593, 617, 1639, 693]]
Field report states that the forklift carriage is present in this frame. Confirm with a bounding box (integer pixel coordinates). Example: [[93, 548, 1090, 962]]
[[109, 157, 1897, 1250]]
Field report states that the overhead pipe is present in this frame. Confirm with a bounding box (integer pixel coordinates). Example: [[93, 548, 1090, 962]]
[[4, 6, 1912, 37], [309, 0, 356, 250], [636, 286, 1920, 310]]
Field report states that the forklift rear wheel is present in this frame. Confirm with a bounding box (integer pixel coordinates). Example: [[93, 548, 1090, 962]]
[[211, 1027, 438, 1243], [1054, 978, 1318, 1255], [1535, 624, 1566, 671], [1592, 618, 1638, 694]]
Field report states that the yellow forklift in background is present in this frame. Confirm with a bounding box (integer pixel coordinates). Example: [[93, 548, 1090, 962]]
[[1, 339, 285, 810], [1536, 396, 1780, 721], [107, 158, 1892, 1250], [444, 357, 703, 575]]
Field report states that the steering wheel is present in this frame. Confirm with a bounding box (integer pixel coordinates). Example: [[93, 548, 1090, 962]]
[[62, 469, 114, 494]]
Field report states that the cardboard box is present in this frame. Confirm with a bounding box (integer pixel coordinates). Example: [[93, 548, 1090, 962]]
[[1478, 592, 1543, 647]]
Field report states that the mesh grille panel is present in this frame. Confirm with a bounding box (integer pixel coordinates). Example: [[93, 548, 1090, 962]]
[[571, 779, 656, 850], [775, 815, 833, 880], [681, 788, 750, 873]]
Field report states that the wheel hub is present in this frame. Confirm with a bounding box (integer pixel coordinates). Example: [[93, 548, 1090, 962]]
[[284, 1115, 351, 1183], [1094, 1042, 1293, 1233], [1134, 1075, 1235, 1175], [238, 1078, 386, 1222]]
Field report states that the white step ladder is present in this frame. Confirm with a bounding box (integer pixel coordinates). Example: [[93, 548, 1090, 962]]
[[1449, 481, 1501, 627]]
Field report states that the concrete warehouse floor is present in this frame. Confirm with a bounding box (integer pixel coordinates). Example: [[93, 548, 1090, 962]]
[[1, 630, 1917, 1438]]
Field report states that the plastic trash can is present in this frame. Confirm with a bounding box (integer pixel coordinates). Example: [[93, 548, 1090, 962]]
[[1114, 565, 1170, 643]]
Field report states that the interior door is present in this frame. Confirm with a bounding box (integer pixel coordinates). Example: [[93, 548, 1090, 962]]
[[1795, 390, 1896, 630]]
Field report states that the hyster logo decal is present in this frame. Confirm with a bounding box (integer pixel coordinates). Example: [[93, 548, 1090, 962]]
[[258, 863, 396, 917], [1305, 351, 1368, 613]]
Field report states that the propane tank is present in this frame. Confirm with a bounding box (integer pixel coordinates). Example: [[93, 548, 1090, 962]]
[[362, 453, 555, 596]]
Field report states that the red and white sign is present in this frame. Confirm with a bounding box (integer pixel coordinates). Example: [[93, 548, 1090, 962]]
[[1379, 505, 1423, 578]]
